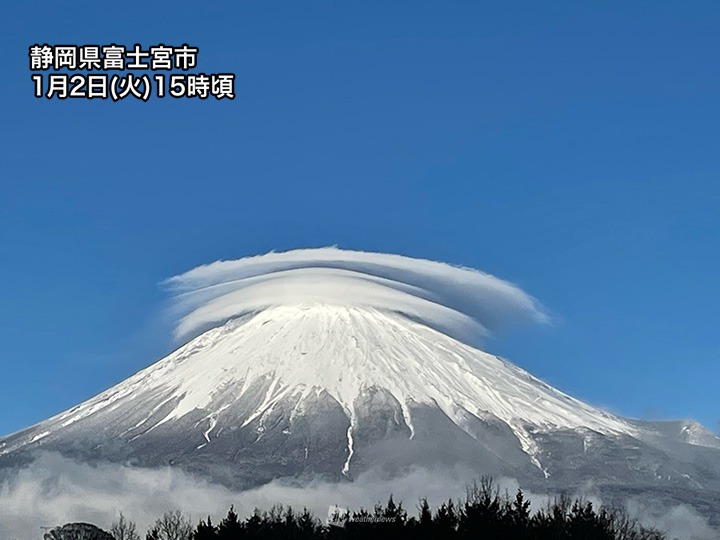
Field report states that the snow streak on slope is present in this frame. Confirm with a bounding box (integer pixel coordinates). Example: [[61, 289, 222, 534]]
[[165, 247, 549, 344]]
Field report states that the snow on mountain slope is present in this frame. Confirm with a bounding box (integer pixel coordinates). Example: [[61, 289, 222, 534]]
[[1, 304, 635, 475], [2, 249, 718, 500]]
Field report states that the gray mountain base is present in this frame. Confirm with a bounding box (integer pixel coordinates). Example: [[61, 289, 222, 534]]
[[1, 307, 719, 531], [2, 387, 719, 530]]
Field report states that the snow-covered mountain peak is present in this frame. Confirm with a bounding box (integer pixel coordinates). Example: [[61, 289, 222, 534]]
[[31, 303, 633, 474], [127, 304, 628, 429]]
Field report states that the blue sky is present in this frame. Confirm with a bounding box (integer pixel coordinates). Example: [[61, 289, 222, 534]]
[[1, 1, 719, 435]]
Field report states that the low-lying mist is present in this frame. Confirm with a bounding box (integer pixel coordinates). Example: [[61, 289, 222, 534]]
[[0, 453, 715, 540]]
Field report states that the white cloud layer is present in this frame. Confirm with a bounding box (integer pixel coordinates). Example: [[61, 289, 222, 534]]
[[0, 454, 715, 540], [0, 453, 475, 538], [165, 247, 549, 343]]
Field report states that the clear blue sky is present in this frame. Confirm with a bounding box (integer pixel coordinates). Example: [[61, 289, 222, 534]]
[[1, 1, 719, 436]]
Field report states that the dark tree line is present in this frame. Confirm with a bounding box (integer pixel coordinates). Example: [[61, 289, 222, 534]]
[[181, 479, 664, 540], [50, 477, 666, 540]]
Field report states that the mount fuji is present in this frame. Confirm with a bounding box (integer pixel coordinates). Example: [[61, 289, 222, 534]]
[[1, 249, 719, 526]]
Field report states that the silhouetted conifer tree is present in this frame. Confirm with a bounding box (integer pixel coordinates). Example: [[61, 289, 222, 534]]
[[193, 517, 216, 540], [507, 488, 531, 539], [216, 506, 241, 539], [434, 498, 459, 534], [244, 509, 264, 540]]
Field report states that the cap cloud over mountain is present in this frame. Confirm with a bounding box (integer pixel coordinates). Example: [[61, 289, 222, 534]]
[[165, 247, 549, 343]]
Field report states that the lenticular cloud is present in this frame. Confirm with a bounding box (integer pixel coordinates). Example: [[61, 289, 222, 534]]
[[165, 247, 549, 344]]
